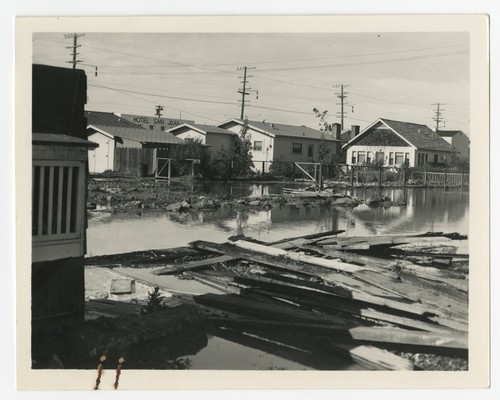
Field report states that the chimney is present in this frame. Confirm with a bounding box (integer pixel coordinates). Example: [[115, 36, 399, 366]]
[[332, 123, 341, 140], [352, 125, 360, 137]]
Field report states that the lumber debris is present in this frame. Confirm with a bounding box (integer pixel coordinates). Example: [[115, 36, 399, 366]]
[[153, 255, 237, 275], [180, 230, 469, 369]]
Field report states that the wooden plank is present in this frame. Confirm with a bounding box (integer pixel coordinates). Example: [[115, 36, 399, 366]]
[[56, 166, 64, 234], [65, 166, 73, 233], [190, 240, 413, 300], [187, 272, 241, 294], [337, 344, 414, 371], [233, 240, 368, 273], [267, 229, 345, 246], [259, 272, 431, 316], [47, 166, 54, 234], [234, 277, 451, 333], [313, 245, 466, 281], [195, 293, 354, 326], [153, 255, 237, 275], [37, 166, 45, 236], [209, 317, 468, 354]]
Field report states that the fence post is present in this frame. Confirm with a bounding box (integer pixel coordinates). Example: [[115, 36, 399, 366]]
[[292, 163, 296, 181], [349, 166, 354, 187], [423, 169, 427, 187], [444, 171, 447, 189], [262, 161, 265, 174], [402, 168, 406, 188], [461, 172, 464, 187], [167, 159, 171, 180], [378, 166, 382, 189], [355, 166, 359, 185]]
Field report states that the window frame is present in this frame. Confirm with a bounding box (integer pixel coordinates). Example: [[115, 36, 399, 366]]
[[292, 142, 303, 154], [253, 140, 263, 152]]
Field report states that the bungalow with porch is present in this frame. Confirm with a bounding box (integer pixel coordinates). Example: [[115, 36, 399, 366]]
[[343, 118, 456, 167]]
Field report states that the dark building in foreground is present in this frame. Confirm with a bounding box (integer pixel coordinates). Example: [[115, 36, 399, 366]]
[[32, 64, 97, 321]]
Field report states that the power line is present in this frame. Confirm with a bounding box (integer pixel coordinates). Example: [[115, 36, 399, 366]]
[[88, 83, 240, 106], [257, 50, 468, 72], [191, 43, 469, 67]]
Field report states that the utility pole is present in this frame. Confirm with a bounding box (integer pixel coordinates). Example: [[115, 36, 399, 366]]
[[334, 84, 350, 130], [432, 103, 446, 132], [155, 105, 164, 118], [64, 33, 85, 69], [237, 66, 255, 120]]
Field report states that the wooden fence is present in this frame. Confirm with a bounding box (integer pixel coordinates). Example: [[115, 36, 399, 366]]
[[343, 165, 469, 188], [113, 147, 155, 176]]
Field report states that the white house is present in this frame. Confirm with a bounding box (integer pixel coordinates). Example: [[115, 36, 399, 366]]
[[86, 111, 184, 173], [216, 119, 341, 172], [343, 118, 456, 167], [437, 130, 470, 160], [166, 123, 237, 158]]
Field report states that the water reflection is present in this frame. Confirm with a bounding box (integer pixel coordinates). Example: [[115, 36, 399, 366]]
[[87, 186, 468, 256]]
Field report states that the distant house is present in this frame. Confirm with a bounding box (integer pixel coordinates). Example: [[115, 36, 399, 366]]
[[32, 64, 98, 321], [216, 119, 341, 172], [86, 111, 184, 173], [437, 130, 470, 160], [343, 118, 456, 167], [167, 123, 237, 158]]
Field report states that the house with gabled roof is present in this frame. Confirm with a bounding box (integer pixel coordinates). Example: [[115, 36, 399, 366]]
[[167, 122, 238, 159], [342, 118, 456, 167], [216, 119, 341, 172], [437, 130, 470, 160], [86, 111, 184, 173]]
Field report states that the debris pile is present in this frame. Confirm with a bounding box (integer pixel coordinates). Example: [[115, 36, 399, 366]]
[[153, 230, 469, 370]]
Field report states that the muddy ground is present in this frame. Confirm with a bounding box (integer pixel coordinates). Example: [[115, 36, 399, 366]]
[[90, 177, 328, 212], [86, 176, 399, 214]]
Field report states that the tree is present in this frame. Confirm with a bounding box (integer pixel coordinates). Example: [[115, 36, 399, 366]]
[[234, 118, 254, 176], [313, 108, 333, 164]]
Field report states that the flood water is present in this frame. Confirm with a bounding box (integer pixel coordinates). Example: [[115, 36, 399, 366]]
[[86, 183, 469, 370], [87, 184, 469, 256]]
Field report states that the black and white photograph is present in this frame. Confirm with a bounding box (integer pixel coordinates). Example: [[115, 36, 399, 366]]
[[14, 14, 490, 391]]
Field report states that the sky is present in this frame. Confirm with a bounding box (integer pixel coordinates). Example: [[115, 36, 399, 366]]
[[32, 32, 470, 134]]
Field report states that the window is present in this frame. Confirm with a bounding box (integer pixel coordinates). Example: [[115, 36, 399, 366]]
[[389, 152, 394, 165], [292, 143, 303, 154], [308, 144, 314, 157], [351, 151, 357, 164], [253, 141, 263, 152], [405, 152, 410, 164], [395, 152, 404, 165], [149, 125, 154, 130], [32, 162, 82, 238], [367, 151, 372, 164], [375, 152, 384, 163], [160, 126, 165, 131], [357, 151, 366, 164]]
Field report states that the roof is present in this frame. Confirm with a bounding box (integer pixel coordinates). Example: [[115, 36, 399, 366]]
[[32, 133, 98, 148], [344, 118, 455, 152], [168, 123, 237, 135], [437, 130, 466, 138], [218, 119, 339, 141], [86, 111, 184, 145]]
